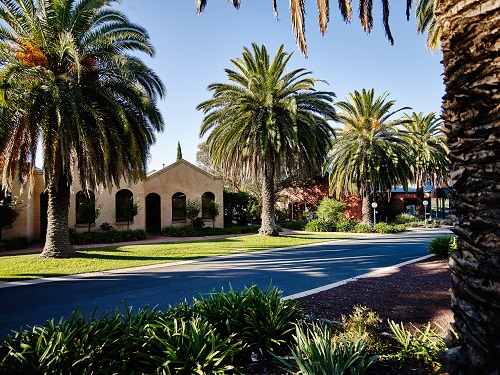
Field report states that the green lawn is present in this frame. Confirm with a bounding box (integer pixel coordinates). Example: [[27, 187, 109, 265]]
[[0, 233, 357, 283]]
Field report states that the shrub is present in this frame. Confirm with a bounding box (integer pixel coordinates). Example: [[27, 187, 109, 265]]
[[100, 222, 113, 231], [280, 220, 306, 230], [353, 223, 374, 233], [428, 235, 457, 258], [341, 306, 384, 354], [335, 220, 359, 232], [69, 229, 148, 245], [0, 236, 29, 251], [277, 323, 378, 375], [161, 225, 259, 237], [316, 197, 347, 221], [394, 213, 418, 224], [375, 222, 406, 234], [387, 320, 447, 372], [304, 219, 336, 232]]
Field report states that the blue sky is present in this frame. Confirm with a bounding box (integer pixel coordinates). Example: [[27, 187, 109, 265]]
[[114, 1, 444, 172]]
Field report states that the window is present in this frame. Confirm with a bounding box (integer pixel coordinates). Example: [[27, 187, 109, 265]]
[[0, 189, 13, 227], [172, 192, 186, 221], [116, 189, 133, 222], [201, 192, 215, 219], [76, 190, 96, 225]]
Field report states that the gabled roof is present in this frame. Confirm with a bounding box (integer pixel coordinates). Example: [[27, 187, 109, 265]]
[[146, 159, 223, 181]]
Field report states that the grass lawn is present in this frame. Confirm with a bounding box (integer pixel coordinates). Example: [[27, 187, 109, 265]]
[[0, 233, 357, 283]]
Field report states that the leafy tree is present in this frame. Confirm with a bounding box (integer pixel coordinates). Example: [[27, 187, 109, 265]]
[[186, 199, 201, 228], [401, 112, 449, 219], [78, 198, 102, 233], [176, 141, 183, 160], [327, 89, 411, 225], [122, 198, 140, 230], [0, 0, 165, 258], [205, 201, 220, 228], [315, 198, 346, 221], [197, 1, 500, 372], [198, 43, 335, 236], [223, 190, 259, 227]]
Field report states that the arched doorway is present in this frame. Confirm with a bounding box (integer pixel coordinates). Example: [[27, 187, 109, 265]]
[[146, 193, 161, 232]]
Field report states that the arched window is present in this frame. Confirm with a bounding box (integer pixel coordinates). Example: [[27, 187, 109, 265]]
[[201, 192, 215, 219], [172, 192, 186, 221], [76, 190, 96, 225], [116, 189, 133, 223]]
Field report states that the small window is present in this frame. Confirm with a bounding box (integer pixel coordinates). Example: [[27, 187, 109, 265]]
[[201, 192, 215, 219], [116, 189, 133, 222], [172, 192, 186, 221], [76, 190, 96, 225]]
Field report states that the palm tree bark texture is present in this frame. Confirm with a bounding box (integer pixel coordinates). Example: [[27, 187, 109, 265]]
[[437, 1, 500, 373]]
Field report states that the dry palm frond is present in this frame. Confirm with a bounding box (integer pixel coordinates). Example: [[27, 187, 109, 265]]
[[338, 0, 353, 22], [290, 0, 307, 55], [272, 0, 279, 19], [359, 0, 373, 34], [317, 0, 329, 35]]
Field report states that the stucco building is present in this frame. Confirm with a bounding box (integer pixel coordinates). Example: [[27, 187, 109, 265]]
[[1, 159, 224, 241]]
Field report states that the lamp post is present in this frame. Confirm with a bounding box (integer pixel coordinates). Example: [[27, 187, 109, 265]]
[[371, 202, 378, 230], [423, 200, 429, 224]]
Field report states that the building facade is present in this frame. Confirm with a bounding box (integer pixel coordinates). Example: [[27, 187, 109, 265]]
[[1, 159, 224, 241]]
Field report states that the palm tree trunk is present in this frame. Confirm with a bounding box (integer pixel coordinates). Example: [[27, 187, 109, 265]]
[[360, 184, 373, 225], [40, 174, 75, 258], [259, 160, 279, 236], [415, 186, 424, 220], [437, 1, 500, 373]]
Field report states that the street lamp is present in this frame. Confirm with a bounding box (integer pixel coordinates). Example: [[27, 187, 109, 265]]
[[371, 202, 378, 229], [423, 200, 429, 223]]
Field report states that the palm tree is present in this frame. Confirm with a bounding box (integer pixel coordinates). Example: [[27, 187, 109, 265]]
[[414, 0, 441, 52], [198, 43, 335, 236], [402, 112, 449, 219], [328, 89, 411, 225], [197, 1, 500, 372], [0, 0, 165, 258]]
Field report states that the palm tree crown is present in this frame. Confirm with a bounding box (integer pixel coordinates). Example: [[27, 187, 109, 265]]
[[0, 0, 165, 257], [328, 89, 411, 224], [198, 43, 335, 235]]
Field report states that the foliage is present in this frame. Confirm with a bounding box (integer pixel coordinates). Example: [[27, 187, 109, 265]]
[[78, 198, 102, 232], [316, 198, 347, 221], [280, 220, 306, 230], [168, 285, 303, 355], [341, 306, 383, 354], [223, 190, 259, 226], [354, 223, 375, 233], [121, 198, 141, 230], [0, 196, 24, 240], [161, 225, 260, 237], [205, 200, 220, 228], [335, 220, 359, 232], [198, 43, 335, 235], [100, 222, 113, 232], [69, 229, 148, 245], [387, 320, 447, 372], [278, 323, 378, 375], [428, 235, 457, 258], [185, 199, 201, 229], [375, 222, 406, 234], [394, 213, 419, 224], [0, 237, 29, 252], [304, 219, 337, 232]]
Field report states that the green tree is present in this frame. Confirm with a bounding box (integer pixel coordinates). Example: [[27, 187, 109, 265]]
[[176, 141, 182, 160], [78, 197, 102, 233], [198, 1, 500, 372], [315, 197, 346, 221], [198, 43, 335, 236], [0, 0, 165, 258], [327, 89, 411, 225], [402, 112, 449, 219], [205, 200, 220, 228], [122, 197, 140, 230], [186, 199, 201, 229]]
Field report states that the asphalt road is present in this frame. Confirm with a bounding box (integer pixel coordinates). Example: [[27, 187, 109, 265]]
[[0, 228, 450, 337]]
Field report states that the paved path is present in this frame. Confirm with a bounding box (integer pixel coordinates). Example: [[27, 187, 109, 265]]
[[0, 228, 450, 337]]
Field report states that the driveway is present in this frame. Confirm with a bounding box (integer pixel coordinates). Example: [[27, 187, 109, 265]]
[[0, 228, 450, 337]]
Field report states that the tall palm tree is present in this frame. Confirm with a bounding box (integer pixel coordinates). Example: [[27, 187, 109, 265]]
[[197, 1, 500, 373], [198, 43, 335, 236], [402, 112, 449, 219], [0, 0, 165, 258], [328, 89, 411, 225]]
